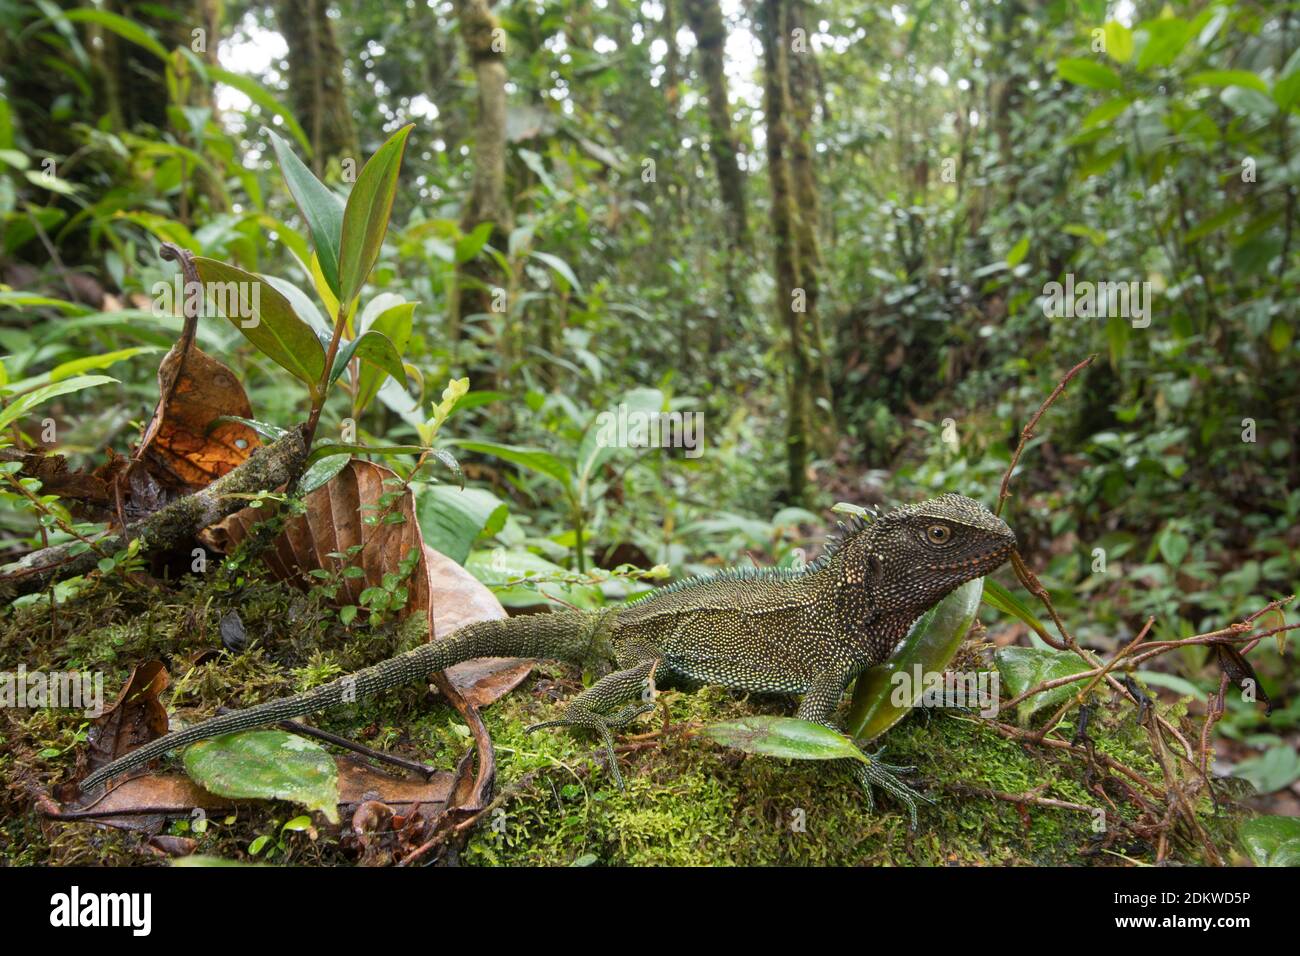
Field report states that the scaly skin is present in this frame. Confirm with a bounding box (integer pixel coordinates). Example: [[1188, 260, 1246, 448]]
[[81, 493, 1015, 822]]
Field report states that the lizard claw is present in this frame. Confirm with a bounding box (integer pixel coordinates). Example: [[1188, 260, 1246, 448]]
[[851, 750, 934, 830]]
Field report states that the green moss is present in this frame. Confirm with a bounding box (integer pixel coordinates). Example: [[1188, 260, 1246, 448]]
[[0, 572, 1243, 866]]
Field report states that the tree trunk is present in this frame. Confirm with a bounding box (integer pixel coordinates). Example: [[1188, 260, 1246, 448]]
[[276, 0, 358, 175], [785, 0, 834, 443], [683, 0, 748, 247], [451, 0, 512, 348], [760, 0, 810, 503]]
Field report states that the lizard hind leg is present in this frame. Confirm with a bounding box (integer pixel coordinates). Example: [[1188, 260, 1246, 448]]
[[525, 658, 659, 789]]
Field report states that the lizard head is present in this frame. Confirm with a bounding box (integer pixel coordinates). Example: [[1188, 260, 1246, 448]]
[[834, 493, 1016, 618]]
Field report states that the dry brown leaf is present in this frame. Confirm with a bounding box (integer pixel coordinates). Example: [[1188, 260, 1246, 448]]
[[199, 459, 525, 814], [81, 661, 170, 776], [131, 242, 259, 495], [135, 344, 260, 491]]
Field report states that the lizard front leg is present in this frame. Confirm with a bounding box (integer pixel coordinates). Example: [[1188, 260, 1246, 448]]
[[796, 672, 930, 828], [526, 658, 658, 789]]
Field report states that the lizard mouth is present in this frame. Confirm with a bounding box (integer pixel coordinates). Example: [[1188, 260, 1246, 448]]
[[926, 542, 1016, 573]]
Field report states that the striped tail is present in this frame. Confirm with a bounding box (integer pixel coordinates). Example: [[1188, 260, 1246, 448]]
[[80, 609, 604, 794]]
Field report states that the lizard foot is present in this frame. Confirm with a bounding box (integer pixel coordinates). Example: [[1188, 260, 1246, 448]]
[[526, 702, 639, 790], [851, 749, 935, 830]]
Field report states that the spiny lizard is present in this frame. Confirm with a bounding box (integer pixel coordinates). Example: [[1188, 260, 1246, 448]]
[[81, 492, 1016, 823]]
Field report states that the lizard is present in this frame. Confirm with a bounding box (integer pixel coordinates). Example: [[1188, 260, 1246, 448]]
[[80, 492, 1016, 824]]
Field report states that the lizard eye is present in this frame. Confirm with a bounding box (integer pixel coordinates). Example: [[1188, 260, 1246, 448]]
[[925, 524, 951, 545]]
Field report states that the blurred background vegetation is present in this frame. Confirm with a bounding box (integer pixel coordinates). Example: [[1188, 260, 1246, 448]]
[[0, 0, 1296, 812]]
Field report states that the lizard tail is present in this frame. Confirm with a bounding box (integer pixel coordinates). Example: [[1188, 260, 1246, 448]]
[[79, 609, 607, 794]]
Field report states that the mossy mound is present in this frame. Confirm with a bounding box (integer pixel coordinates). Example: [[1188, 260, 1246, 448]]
[[0, 568, 1245, 866]]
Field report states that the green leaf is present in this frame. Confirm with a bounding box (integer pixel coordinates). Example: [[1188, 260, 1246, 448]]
[[211, 69, 311, 154], [1006, 236, 1029, 268], [454, 440, 573, 490], [1103, 21, 1134, 63], [298, 453, 352, 494], [193, 257, 326, 390], [530, 251, 583, 294], [182, 730, 340, 824], [847, 578, 984, 740], [2, 347, 155, 397], [306, 443, 425, 466], [981, 578, 1051, 641], [1239, 816, 1300, 866], [1273, 71, 1300, 111], [208, 416, 287, 441], [60, 8, 168, 61], [1157, 525, 1189, 567], [1081, 97, 1131, 129], [1221, 86, 1277, 118], [269, 130, 343, 298], [1135, 18, 1191, 72], [355, 301, 415, 415], [0, 375, 117, 433], [465, 547, 599, 609], [455, 221, 494, 263], [1187, 70, 1269, 95], [329, 329, 407, 387], [416, 485, 508, 565], [1057, 58, 1123, 91], [337, 124, 413, 307], [702, 716, 868, 762], [994, 646, 1090, 725], [1232, 746, 1300, 795], [575, 387, 664, 493]]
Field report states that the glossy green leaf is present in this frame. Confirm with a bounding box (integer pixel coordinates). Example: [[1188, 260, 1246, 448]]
[[354, 301, 415, 413], [329, 329, 406, 387], [703, 716, 868, 762], [1239, 816, 1300, 866], [847, 577, 984, 740], [193, 257, 326, 390], [269, 130, 343, 298], [182, 730, 339, 824], [208, 416, 288, 441], [337, 124, 413, 307], [993, 646, 1090, 725], [298, 453, 352, 494]]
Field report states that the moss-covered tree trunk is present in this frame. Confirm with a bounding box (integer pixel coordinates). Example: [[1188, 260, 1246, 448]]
[[276, 0, 358, 175], [785, 0, 834, 446], [761, 0, 810, 503]]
